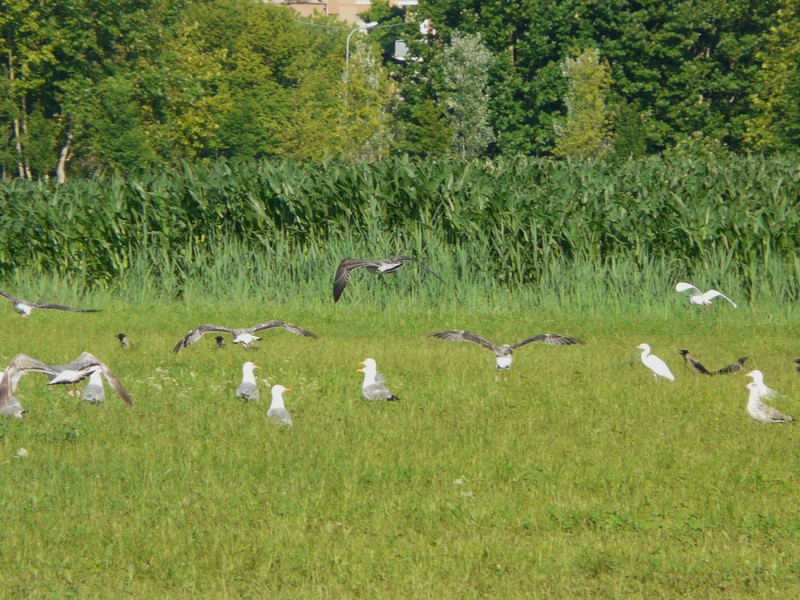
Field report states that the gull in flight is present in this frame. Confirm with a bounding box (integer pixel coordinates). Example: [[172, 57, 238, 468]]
[[81, 370, 105, 403], [677, 349, 712, 375], [333, 256, 445, 302], [636, 344, 675, 381], [0, 352, 132, 407], [235, 362, 259, 401], [267, 384, 293, 426], [0, 372, 25, 418], [715, 356, 748, 375], [0, 289, 101, 318], [745, 382, 795, 423], [675, 282, 737, 307], [116, 333, 130, 348], [425, 330, 586, 370], [745, 369, 781, 399], [358, 358, 399, 401], [172, 320, 317, 354]]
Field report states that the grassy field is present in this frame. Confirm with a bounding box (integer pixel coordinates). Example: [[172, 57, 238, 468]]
[[1, 288, 799, 597]]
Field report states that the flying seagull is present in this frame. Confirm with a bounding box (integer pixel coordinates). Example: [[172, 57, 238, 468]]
[[745, 381, 795, 423], [172, 321, 318, 354], [0, 352, 132, 407], [0, 372, 25, 418], [425, 330, 586, 370], [745, 369, 781, 399], [358, 358, 399, 401], [235, 362, 259, 401], [267, 384, 293, 426], [116, 333, 130, 348], [0, 289, 101, 318], [333, 256, 445, 302], [636, 344, 675, 381], [677, 350, 712, 375], [81, 370, 105, 404], [715, 356, 748, 375], [675, 282, 737, 307]]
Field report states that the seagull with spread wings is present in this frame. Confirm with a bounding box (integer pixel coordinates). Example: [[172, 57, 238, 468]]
[[0, 289, 101, 318], [675, 282, 737, 307], [172, 321, 317, 354], [425, 330, 586, 370], [0, 352, 132, 407], [333, 256, 445, 302]]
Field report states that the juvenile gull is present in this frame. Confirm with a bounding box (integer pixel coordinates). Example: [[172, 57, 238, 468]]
[[0, 352, 132, 407], [425, 330, 586, 370], [745, 381, 795, 423], [745, 369, 781, 399], [333, 256, 445, 302], [358, 358, 399, 401], [81, 370, 105, 404], [715, 356, 748, 375], [675, 282, 737, 307], [677, 350, 712, 375], [267, 384, 293, 426], [636, 344, 675, 381], [172, 321, 317, 354], [235, 362, 259, 401], [115, 333, 130, 348], [0, 289, 101, 318]]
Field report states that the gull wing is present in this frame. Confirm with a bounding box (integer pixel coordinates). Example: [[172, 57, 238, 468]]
[[173, 324, 236, 354], [675, 282, 701, 295], [0, 290, 19, 303], [390, 256, 446, 285], [425, 330, 498, 352], [250, 321, 318, 339], [512, 333, 587, 349], [333, 259, 373, 302], [28, 301, 101, 312], [701, 289, 737, 308], [66, 353, 132, 406], [0, 354, 58, 403]]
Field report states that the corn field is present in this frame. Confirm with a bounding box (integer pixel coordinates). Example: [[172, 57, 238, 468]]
[[1, 155, 799, 302]]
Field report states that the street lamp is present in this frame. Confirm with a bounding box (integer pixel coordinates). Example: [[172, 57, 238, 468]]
[[344, 21, 378, 83]]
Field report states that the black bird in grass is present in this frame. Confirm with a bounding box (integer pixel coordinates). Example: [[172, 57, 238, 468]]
[[0, 289, 101, 318], [715, 356, 748, 375], [215, 336, 226, 349], [116, 333, 130, 348], [333, 256, 445, 302], [677, 350, 712, 375]]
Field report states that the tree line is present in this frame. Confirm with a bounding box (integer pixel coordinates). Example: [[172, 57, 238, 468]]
[[2, 0, 798, 180]]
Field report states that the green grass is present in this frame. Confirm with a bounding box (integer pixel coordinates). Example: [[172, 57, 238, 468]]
[[1, 292, 800, 597]]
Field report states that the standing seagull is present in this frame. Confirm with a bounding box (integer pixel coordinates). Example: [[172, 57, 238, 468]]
[[745, 382, 795, 423], [675, 282, 737, 307], [0, 352, 132, 407], [745, 370, 781, 399], [425, 330, 586, 370], [0, 289, 101, 318], [358, 358, 399, 401], [677, 350, 712, 375], [636, 344, 675, 381], [116, 333, 131, 348], [81, 370, 105, 404], [235, 362, 259, 401], [333, 256, 445, 302], [715, 356, 748, 375], [267, 385, 293, 426], [172, 320, 317, 354]]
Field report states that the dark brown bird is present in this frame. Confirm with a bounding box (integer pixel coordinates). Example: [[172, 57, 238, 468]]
[[333, 256, 445, 302], [715, 357, 748, 375], [677, 350, 712, 375]]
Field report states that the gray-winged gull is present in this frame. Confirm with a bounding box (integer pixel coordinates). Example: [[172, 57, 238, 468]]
[[745, 369, 781, 399], [235, 361, 259, 401], [81, 369, 105, 403], [358, 358, 399, 401], [333, 256, 445, 302], [172, 320, 317, 354], [0, 289, 101, 318], [267, 384, 293, 425], [745, 381, 794, 423]]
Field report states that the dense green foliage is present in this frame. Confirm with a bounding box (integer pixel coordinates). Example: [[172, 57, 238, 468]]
[[2, 0, 798, 179]]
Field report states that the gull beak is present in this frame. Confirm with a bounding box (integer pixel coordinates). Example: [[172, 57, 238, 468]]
[[357, 367, 365, 373], [284, 387, 292, 393]]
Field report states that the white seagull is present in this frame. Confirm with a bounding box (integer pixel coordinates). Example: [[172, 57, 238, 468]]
[[333, 256, 445, 302], [235, 362, 259, 401], [425, 330, 586, 370], [81, 370, 105, 404], [267, 384, 293, 426], [0, 352, 132, 407], [358, 358, 399, 401], [745, 369, 781, 399], [675, 282, 737, 307], [172, 320, 317, 354], [0, 289, 101, 318], [745, 381, 795, 423], [636, 344, 675, 381]]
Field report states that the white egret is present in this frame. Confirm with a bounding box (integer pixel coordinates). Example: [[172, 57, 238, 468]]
[[636, 344, 675, 381]]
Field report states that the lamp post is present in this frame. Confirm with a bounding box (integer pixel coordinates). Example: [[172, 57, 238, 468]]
[[344, 21, 378, 83]]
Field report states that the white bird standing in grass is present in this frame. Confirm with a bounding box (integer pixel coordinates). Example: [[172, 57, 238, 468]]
[[636, 344, 675, 381], [81, 369, 105, 404], [745, 369, 781, 399], [358, 358, 399, 401], [675, 282, 737, 307], [235, 362, 259, 401], [745, 382, 795, 423], [267, 385, 293, 426]]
